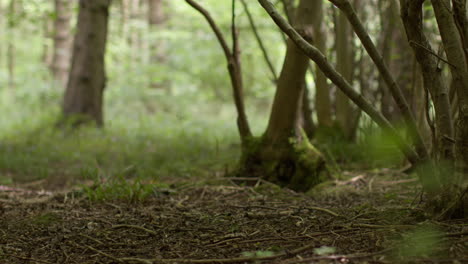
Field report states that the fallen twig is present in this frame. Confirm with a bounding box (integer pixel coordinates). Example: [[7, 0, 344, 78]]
[[111, 224, 159, 236]]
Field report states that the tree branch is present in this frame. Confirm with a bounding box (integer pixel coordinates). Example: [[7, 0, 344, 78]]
[[329, 0, 429, 161], [186, 0, 252, 141], [258, 0, 421, 165], [240, 0, 278, 83]]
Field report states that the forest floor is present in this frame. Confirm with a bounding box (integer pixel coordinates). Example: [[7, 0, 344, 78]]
[[0, 169, 467, 264]]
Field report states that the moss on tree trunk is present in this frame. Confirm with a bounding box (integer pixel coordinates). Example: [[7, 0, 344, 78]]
[[238, 134, 328, 192]]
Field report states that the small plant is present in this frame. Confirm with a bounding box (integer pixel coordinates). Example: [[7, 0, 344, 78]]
[[82, 174, 157, 202]]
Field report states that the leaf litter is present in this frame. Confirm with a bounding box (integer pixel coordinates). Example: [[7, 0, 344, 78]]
[[0, 169, 467, 264]]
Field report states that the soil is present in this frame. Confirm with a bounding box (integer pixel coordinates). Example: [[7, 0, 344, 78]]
[[0, 170, 467, 264]]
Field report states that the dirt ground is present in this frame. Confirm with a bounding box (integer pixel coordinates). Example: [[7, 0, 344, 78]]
[[0, 170, 467, 264]]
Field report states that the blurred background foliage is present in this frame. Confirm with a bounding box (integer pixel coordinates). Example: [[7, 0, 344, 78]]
[[0, 0, 406, 186]]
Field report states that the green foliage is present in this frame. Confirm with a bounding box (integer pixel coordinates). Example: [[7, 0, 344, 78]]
[[241, 250, 275, 258], [0, 0, 280, 196], [107, 0, 283, 103], [394, 223, 446, 260], [82, 174, 159, 202], [313, 125, 361, 166], [314, 123, 405, 170], [0, 95, 244, 183]]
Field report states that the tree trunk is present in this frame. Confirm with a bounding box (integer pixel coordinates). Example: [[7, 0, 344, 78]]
[[129, 0, 143, 63], [7, 0, 16, 89], [0, 0, 4, 66], [400, 0, 454, 162], [120, 0, 130, 36], [378, 0, 397, 122], [430, 0, 468, 218], [148, 0, 167, 88], [61, 0, 111, 127], [335, 10, 354, 139], [311, 0, 332, 128], [41, 13, 54, 68], [301, 84, 316, 138], [241, 0, 327, 192], [259, 0, 423, 167], [51, 0, 73, 88]]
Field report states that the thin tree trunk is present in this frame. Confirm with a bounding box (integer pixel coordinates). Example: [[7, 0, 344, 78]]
[[7, 0, 16, 89], [263, 1, 314, 146], [331, 0, 430, 161], [451, 0, 468, 62], [42, 13, 54, 68], [61, 0, 111, 127], [248, 0, 326, 191], [335, 10, 354, 139], [240, 0, 277, 83], [430, 0, 468, 218], [120, 0, 130, 36], [400, 0, 454, 162], [258, 0, 421, 167], [311, 0, 332, 128], [301, 84, 316, 138], [51, 0, 73, 88], [185, 0, 251, 143], [388, 1, 414, 116], [148, 0, 164, 25], [129, 0, 142, 63], [378, 0, 397, 121], [0, 0, 4, 66], [279, 0, 317, 138], [148, 0, 167, 88]]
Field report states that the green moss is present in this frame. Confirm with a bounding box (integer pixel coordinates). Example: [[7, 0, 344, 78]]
[[239, 136, 263, 162], [237, 130, 328, 192]]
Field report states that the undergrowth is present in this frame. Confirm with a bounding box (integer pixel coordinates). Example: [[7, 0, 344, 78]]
[[0, 77, 404, 201], [0, 81, 251, 189]]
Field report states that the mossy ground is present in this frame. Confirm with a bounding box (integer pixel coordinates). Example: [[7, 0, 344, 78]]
[[237, 134, 328, 192]]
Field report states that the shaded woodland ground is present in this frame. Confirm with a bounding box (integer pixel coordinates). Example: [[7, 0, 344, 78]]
[[1, 0, 468, 263], [1, 167, 468, 263]]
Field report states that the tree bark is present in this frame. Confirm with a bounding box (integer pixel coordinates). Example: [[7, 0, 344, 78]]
[[430, 0, 468, 218], [240, 0, 327, 191], [301, 84, 316, 138], [61, 0, 111, 127], [400, 0, 454, 162], [335, 10, 354, 139], [258, 0, 422, 168], [52, 0, 73, 88], [311, 0, 332, 128], [378, 0, 397, 122], [451, 0, 468, 62], [331, 0, 430, 161]]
